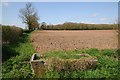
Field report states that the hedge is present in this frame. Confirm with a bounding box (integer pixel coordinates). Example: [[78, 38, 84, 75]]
[[2, 25, 23, 44], [44, 22, 118, 30]]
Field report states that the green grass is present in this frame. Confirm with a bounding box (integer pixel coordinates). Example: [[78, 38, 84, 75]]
[[43, 50, 89, 59], [43, 49, 117, 60], [40, 49, 119, 79], [2, 32, 36, 79]]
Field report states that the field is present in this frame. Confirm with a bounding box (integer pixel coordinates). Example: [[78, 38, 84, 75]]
[[31, 30, 118, 53]]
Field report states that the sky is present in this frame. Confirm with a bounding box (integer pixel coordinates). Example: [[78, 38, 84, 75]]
[[1, 0, 120, 2], [1, 2, 118, 29]]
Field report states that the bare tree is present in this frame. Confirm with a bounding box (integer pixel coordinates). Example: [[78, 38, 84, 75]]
[[19, 3, 39, 31]]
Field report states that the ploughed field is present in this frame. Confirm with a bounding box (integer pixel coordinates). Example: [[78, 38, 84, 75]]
[[31, 30, 118, 53]]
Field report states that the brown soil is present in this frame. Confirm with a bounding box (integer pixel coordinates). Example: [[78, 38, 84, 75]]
[[31, 30, 118, 53]]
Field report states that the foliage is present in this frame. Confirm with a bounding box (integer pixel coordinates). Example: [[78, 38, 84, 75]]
[[2, 45, 19, 62], [2, 31, 36, 79], [2, 25, 23, 44], [45, 22, 118, 30]]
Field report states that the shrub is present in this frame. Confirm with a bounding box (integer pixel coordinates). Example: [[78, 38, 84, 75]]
[[2, 25, 23, 44]]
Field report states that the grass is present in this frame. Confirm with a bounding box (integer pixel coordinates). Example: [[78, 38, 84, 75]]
[[43, 50, 88, 59], [42, 49, 118, 60], [38, 49, 119, 79], [2, 31, 36, 79]]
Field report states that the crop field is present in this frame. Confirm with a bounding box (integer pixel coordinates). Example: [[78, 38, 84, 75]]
[[31, 30, 118, 53]]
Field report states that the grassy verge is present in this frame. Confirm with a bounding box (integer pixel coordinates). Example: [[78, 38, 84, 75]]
[[2, 31, 36, 79], [40, 49, 119, 79]]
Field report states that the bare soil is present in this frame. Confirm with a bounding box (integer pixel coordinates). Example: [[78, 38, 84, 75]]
[[31, 30, 118, 53]]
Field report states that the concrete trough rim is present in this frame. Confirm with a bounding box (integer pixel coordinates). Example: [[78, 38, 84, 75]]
[[30, 53, 98, 62], [30, 53, 98, 76]]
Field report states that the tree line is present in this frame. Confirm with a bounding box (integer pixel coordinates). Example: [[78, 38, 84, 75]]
[[40, 22, 118, 30]]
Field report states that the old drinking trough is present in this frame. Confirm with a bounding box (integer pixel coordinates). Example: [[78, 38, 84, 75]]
[[30, 53, 98, 77]]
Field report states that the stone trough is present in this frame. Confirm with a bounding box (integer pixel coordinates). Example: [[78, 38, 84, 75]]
[[30, 53, 98, 77], [30, 53, 46, 77]]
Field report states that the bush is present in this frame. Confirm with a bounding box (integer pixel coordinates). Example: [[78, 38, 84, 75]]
[[2, 25, 23, 44]]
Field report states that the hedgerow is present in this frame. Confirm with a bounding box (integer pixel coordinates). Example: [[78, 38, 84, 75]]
[[44, 22, 118, 30], [2, 25, 23, 44]]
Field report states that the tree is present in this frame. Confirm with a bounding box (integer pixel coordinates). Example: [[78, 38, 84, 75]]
[[30, 13, 39, 30], [19, 3, 39, 31], [41, 22, 47, 29]]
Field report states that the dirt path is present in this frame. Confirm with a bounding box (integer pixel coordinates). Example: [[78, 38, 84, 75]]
[[31, 30, 118, 53]]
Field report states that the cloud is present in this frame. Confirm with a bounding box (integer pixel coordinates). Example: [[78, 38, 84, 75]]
[[100, 18, 110, 21], [90, 13, 98, 17], [81, 21, 97, 24], [76, 13, 99, 19]]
